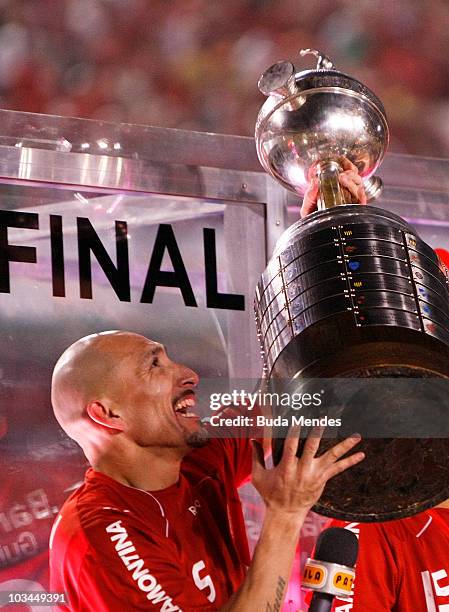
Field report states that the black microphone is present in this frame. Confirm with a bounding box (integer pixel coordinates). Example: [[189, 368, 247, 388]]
[[302, 527, 359, 612]]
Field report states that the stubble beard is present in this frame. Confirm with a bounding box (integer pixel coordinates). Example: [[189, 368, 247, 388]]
[[182, 422, 210, 448], [133, 418, 210, 449]]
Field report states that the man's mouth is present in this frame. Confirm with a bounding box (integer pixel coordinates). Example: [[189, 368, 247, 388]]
[[173, 394, 199, 419]]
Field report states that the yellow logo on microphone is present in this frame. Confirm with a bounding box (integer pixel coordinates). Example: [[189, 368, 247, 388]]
[[333, 571, 354, 592], [302, 562, 327, 589]]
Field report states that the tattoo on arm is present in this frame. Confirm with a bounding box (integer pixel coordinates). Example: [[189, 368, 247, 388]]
[[266, 576, 286, 612]]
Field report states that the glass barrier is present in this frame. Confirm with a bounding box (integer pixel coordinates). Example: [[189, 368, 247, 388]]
[[0, 180, 265, 599]]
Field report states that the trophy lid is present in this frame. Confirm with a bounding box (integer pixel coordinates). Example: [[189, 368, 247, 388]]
[[258, 49, 386, 120]]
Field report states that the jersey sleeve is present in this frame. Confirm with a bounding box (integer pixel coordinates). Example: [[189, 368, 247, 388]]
[[328, 520, 400, 612], [63, 514, 217, 611]]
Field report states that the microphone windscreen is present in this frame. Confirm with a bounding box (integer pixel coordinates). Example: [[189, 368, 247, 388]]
[[314, 527, 359, 568]]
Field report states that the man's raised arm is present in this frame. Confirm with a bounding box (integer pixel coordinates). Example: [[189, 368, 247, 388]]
[[221, 428, 364, 611]]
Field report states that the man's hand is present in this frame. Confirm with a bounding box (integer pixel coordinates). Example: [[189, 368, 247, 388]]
[[222, 427, 364, 611], [251, 427, 364, 516], [301, 158, 367, 218]]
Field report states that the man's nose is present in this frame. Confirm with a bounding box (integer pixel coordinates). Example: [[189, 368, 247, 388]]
[[177, 364, 199, 388]]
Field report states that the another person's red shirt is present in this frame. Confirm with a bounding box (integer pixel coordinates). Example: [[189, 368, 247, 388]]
[[328, 508, 449, 611], [0, 442, 86, 611], [50, 434, 255, 611]]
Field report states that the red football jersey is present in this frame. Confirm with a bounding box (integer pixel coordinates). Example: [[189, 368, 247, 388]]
[[327, 509, 449, 612], [50, 434, 255, 611]]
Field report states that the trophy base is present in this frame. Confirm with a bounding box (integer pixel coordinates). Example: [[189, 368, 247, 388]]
[[270, 319, 449, 522]]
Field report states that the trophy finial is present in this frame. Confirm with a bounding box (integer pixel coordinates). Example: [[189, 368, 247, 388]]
[[257, 60, 296, 97], [299, 48, 334, 70]]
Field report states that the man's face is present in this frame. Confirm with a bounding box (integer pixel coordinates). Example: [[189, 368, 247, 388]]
[[112, 335, 208, 449]]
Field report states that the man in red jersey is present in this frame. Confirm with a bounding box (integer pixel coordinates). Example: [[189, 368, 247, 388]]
[[327, 503, 449, 611], [49, 330, 364, 611]]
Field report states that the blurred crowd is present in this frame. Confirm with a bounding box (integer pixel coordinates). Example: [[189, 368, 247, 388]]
[[0, 0, 448, 157]]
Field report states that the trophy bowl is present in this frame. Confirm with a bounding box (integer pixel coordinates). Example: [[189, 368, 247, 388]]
[[254, 50, 449, 522], [255, 49, 388, 203]]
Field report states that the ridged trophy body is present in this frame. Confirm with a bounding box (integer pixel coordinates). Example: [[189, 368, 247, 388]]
[[254, 50, 449, 522]]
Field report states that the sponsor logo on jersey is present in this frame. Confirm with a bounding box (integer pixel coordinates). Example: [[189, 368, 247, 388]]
[[421, 569, 449, 611], [106, 520, 182, 611], [188, 500, 201, 516], [192, 560, 216, 602]]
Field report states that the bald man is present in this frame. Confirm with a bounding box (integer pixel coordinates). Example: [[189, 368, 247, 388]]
[[49, 331, 364, 611]]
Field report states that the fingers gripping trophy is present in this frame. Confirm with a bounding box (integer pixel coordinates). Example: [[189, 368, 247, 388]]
[[254, 49, 449, 522]]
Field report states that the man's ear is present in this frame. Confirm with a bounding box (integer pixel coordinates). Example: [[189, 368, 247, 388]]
[[86, 401, 125, 432]]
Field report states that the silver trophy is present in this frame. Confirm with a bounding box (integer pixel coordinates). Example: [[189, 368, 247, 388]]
[[254, 49, 449, 522], [256, 48, 386, 207]]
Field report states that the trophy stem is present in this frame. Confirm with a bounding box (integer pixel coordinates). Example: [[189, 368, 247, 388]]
[[316, 160, 349, 211]]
